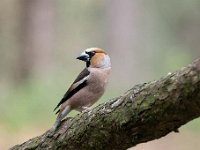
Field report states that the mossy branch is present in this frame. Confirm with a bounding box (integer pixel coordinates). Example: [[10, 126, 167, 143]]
[[11, 59, 200, 150]]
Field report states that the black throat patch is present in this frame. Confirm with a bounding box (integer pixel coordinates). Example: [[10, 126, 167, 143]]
[[86, 61, 90, 67]]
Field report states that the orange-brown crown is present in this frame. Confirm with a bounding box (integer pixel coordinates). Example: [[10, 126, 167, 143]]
[[85, 47, 106, 54]]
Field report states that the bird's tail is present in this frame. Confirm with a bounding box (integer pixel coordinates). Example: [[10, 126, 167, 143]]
[[52, 105, 71, 131]]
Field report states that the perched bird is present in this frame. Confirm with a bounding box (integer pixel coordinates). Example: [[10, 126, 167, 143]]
[[52, 48, 111, 130]]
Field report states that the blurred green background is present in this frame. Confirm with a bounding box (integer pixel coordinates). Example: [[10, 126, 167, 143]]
[[0, 0, 200, 149]]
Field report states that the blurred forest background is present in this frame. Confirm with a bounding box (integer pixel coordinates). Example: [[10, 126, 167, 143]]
[[0, 0, 200, 149]]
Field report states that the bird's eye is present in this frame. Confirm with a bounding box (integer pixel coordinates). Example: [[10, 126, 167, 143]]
[[86, 51, 95, 57]]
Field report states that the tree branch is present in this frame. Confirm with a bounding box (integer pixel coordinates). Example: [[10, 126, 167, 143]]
[[11, 59, 200, 150]]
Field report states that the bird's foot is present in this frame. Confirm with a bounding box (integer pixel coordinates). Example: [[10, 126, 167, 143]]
[[82, 106, 91, 112], [81, 106, 93, 115]]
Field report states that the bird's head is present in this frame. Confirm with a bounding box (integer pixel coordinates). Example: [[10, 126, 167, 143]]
[[77, 47, 111, 68]]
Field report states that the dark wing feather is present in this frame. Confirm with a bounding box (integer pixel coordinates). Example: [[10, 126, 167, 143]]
[[72, 68, 90, 84], [53, 68, 90, 112]]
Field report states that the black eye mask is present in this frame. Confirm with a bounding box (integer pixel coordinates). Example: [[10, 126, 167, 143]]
[[85, 51, 95, 58]]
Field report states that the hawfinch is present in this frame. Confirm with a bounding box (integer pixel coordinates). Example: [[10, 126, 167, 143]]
[[52, 48, 111, 130]]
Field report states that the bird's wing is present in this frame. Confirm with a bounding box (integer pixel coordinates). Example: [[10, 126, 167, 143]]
[[53, 68, 90, 112]]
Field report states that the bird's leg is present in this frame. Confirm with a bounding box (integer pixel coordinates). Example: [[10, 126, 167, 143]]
[[81, 106, 93, 115], [82, 106, 90, 111]]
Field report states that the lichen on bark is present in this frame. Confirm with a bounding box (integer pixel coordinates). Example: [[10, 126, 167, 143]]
[[11, 59, 200, 150]]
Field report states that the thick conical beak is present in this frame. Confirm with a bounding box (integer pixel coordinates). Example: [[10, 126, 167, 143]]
[[76, 51, 89, 62]]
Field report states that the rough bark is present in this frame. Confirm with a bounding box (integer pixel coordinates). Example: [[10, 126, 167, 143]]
[[11, 59, 200, 150]]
